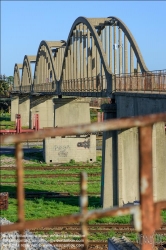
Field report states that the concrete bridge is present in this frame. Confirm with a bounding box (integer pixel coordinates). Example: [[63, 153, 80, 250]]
[[11, 16, 166, 208]]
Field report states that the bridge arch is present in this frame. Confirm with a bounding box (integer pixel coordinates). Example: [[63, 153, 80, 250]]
[[33, 40, 66, 93], [13, 63, 22, 91], [60, 16, 149, 96], [13, 16, 151, 96], [21, 55, 36, 92], [60, 17, 113, 95]]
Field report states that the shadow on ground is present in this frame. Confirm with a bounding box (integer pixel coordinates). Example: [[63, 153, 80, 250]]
[[0, 185, 101, 208]]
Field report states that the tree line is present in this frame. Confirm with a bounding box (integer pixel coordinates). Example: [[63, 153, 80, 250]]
[[0, 74, 14, 113]]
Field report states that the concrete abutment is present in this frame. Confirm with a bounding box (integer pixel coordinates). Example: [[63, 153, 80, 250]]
[[43, 134, 96, 163]]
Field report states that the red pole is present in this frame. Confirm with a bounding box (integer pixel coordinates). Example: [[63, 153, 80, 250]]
[[36, 114, 39, 130], [97, 112, 102, 123], [101, 112, 104, 122], [18, 114, 21, 133]]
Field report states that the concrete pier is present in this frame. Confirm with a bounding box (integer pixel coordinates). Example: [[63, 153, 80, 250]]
[[53, 98, 90, 127], [117, 127, 139, 206], [11, 96, 19, 121], [30, 95, 54, 129], [101, 103, 118, 207], [101, 93, 166, 208], [18, 95, 30, 127], [152, 122, 166, 202]]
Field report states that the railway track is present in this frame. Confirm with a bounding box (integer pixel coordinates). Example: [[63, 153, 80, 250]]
[[1, 173, 101, 178], [49, 241, 166, 250], [31, 223, 166, 233], [31, 224, 166, 250], [1, 180, 100, 185], [7, 191, 100, 198], [0, 165, 101, 170]]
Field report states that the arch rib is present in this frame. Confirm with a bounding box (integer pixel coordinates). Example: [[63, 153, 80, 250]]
[[107, 16, 148, 72], [14, 63, 22, 88], [21, 55, 36, 88]]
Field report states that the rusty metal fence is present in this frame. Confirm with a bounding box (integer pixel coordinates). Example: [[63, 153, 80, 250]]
[[61, 75, 107, 93], [12, 70, 166, 95], [33, 82, 56, 93], [114, 70, 166, 93], [1, 113, 166, 250]]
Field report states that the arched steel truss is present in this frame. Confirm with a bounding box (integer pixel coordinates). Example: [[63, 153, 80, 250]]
[[14, 16, 161, 97], [13, 64, 22, 92], [33, 40, 66, 93], [21, 56, 36, 92]]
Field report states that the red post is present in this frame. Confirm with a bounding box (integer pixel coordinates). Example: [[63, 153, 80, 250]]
[[36, 114, 39, 130], [101, 112, 104, 122], [33, 114, 39, 131], [97, 112, 102, 123], [16, 114, 21, 133]]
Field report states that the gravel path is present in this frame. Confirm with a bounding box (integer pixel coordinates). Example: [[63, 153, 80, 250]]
[[0, 218, 59, 250]]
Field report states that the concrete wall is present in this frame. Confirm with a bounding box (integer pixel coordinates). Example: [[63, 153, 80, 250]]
[[53, 98, 90, 127], [11, 96, 19, 121], [43, 135, 96, 163]]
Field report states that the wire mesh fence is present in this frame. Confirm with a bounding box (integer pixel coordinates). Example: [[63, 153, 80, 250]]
[[0, 113, 166, 250]]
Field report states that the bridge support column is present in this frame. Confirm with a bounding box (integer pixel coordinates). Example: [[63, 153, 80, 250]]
[[53, 98, 90, 127], [152, 122, 166, 202], [11, 96, 19, 121], [30, 95, 54, 129], [101, 103, 118, 208], [18, 95, 30, 127], [117, 127, 139, 206]]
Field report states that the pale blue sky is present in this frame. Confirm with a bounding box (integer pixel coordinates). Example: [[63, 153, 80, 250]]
[[1, 1, 166, 76]]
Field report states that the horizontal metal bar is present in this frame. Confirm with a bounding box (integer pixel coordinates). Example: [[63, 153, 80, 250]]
[[1, 113, 166, 144]]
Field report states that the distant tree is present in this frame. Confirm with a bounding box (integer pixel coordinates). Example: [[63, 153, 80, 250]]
[[0, 74, 13, 96], [0, 79, 10, 96], [7, 76, 14, 86], [0, 74, 12, 113]]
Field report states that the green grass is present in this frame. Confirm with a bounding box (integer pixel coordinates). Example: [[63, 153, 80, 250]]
[[1, 151, 166, 243], [0, 113, 11, 121], [0, 114, 15, 129]]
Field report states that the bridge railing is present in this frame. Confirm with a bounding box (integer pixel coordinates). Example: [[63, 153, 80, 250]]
[[12, 86, 21, 92], [12, 70, 166, 95], [114, 71, 166, 93], [33, 82, 56, 93], [21, 85, 31, 93], [61, 75, 107, 93]]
